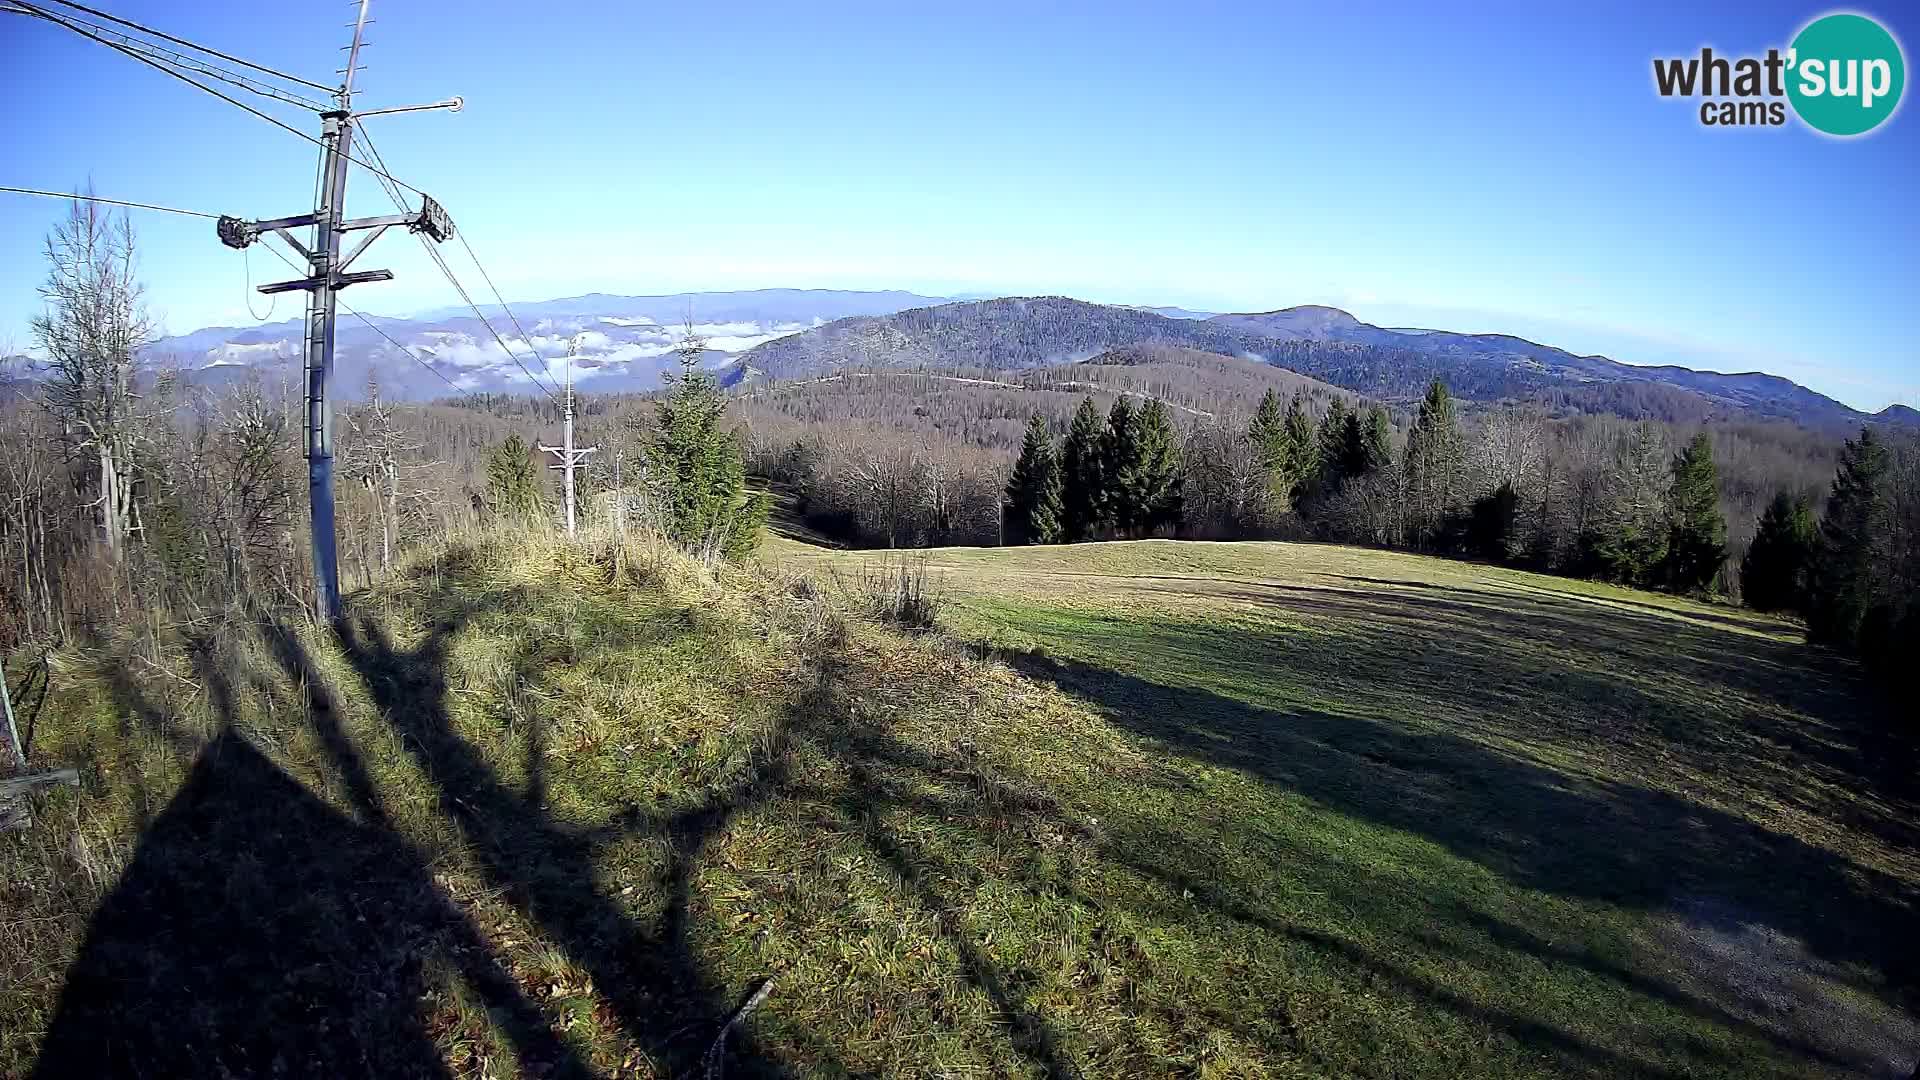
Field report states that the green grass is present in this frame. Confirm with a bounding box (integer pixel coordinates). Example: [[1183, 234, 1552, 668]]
[[3, 533, 1915, 1078]]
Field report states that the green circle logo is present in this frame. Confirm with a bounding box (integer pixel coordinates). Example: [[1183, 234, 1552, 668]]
[[1787, 13, 1906, 136]]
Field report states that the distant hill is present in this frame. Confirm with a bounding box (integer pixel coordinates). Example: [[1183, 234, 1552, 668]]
[[1876, 403, 1920, 428], [738, 297, 1280, 381], [19, 288, 1901, 429], [738, 297, 1885, 429], [1208, 305, 1367, 341]]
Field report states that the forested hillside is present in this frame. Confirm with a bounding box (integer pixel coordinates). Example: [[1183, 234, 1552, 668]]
[[740, 297, 1900, 430], [735, 296, 1279, 380]]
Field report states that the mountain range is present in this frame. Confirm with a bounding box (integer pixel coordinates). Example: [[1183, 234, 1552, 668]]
[[736, 297, 1906, 430], [11, 288, 1910, 430]]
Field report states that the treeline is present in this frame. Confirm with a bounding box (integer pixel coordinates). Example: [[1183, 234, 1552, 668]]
[[737, 358, 1917, 685], [1005, 379, 1734, 592], [738, 358, 1842, 576], [4, 200, 1909, 695]]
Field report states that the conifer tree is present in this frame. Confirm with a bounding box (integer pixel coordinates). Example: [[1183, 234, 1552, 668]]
[[1003, 414, 1063, 545], [1467, 481, 1519, 562], [1741, 491, 1815, 613], [1136, 399, 1185, 533], [1402, 380, 1464, 548], [1316, 397, 1352, 489], [484, 434, 548, 524], [1101, 396, 1147, 535], [1336, 408, 1389, 482], [1248, 390, 1284, 479], [1662, 432, 1727, 593], [1281, 392, 1316, 502], [650, 355, 768, 561], [1806, 426, 1890, 647], [1363, 406, 1394, 474], [1247, 388, 1293, 516], [1249, 389, 1285, 469], [1059, 397, 1107, 542], [1582, 422, 1670, 585]]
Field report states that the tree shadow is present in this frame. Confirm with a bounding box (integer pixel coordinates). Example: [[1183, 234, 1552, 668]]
[[1197, 576, 1920, 834], [37, 544, 1100, 1077], [1002, 643, 1920, 1010], [33, 652, 593, 1079], [272, 593, 793, 1078], [788, 661, 1088, 1079]]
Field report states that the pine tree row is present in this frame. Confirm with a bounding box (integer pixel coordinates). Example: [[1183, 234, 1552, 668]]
[[1003, 396, 1185, 544]]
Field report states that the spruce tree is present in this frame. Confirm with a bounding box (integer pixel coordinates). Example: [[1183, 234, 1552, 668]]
[[1741, 491, 1816, 613], [1136, 398, 1185, 533], [1467, 481, 1519, 562], [1806, 426, 1890, 647], [650, 356, 768, 561], [1316, 396, 1352, 489], [1336, 406, 1392, 482], [1363, 406, 1394, 474], [484, 434, 548, 524], [1248, 388, 1292, 515], [1249, 389, 1285, 471], [1281, 392, 1315, 502], [1583, 422, 1670, 585], [1402, 380, 1464, 548], [1662, 432, 1728, 593], [1059, 397, 1107, 542], [1003, 414, 1063, 545], [1101, 396, 1146, 535]]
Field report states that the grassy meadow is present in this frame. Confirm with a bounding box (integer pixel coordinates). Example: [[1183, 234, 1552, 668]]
[[2, 532, 1915, 1078]]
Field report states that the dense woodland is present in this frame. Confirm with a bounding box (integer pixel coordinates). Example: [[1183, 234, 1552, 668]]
[[1, 209, 1915, 700]]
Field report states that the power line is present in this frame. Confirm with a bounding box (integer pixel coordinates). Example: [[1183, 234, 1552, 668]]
[[455, 231, 550, 392], [45, 9, 329, 110], [9, 1, 424, 195], [357, 131, 560, 403], [9, 3, 327, 110], [34, 0, 332, 91], [359, 139, 566, 407], [257, 237, 472, 399], [0, 184, 220, 219]]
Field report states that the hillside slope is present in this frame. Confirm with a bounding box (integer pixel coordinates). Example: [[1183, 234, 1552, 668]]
[[740, 298, 1887, 428], [735, 296, 1279, 380], [5, 535, 1916, 1078], [737, 344, 1359, 455]]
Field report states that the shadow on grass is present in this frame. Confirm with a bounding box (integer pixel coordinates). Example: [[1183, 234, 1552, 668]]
[[29, 548, 1097, 1078], [1003, 638, 1919, 1012], [33, 646, 592, 1080], [1205, 577, 1920, 838], [285, 592, 794, 1078], [42, 541, 1907, 1078]]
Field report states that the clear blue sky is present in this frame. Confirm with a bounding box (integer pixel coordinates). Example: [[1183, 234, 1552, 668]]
[[2, 0, 1915, 410]]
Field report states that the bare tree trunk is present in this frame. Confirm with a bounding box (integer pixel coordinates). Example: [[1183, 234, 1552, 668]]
[[98, 445, 121, 563]]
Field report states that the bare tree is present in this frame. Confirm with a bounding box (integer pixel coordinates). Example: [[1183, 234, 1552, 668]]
[[851, 443, 923, 549], [0, 388, 59, 643], [31, 195, 156, 563], [215, 374, 301, 594], [345, 374, 437, 572], [1474, 404, 1548, 496]]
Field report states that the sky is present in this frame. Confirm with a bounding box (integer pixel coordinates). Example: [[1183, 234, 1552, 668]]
[[1, 0, 1915, 411]]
